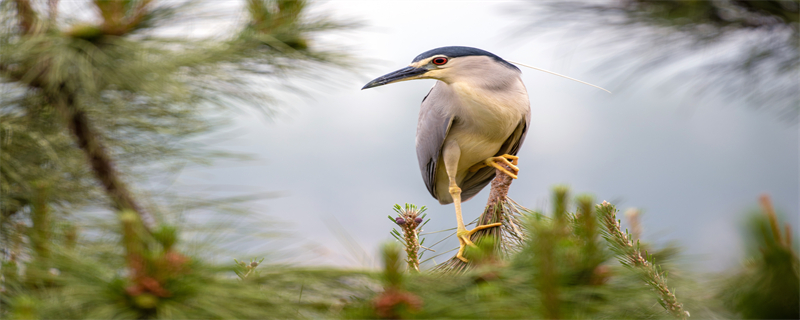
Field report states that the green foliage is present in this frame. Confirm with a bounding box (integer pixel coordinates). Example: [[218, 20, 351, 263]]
[[596, 201, 688, 319], [342, 188, 707, 319], [2, 204, 379, 319], [2, 178, 796, 320], [0, 99, 101, 220], [719, 197, 799, 319], [1, 1, 360, 318], [380, 243, 404, 289], [233, 257, 265, 280], [1, 0, 355, 230]]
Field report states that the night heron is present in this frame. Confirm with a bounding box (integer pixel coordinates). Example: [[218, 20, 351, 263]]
[[362, 46, 530, 262], [362, 46, 607, 262]]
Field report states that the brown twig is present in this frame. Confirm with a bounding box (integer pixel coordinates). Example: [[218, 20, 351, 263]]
[[48, 0, 59, 23], [759, 194, 794, 250], [12, 0, 37, 34], [760, 194, 784, 244], [473, 163, 517, 251], [482, 166, 515, 218], [95, 0, 153, 36]]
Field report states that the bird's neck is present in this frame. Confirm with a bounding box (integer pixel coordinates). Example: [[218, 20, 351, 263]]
[[446, 79, 528, 134]]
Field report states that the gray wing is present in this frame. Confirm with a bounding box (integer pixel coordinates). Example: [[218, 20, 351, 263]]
[[416, 84, 454, 200], [459, 110, 531, 202]]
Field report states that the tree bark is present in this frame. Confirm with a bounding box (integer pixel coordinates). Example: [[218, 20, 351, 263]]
[[480, 166, 515, 226]]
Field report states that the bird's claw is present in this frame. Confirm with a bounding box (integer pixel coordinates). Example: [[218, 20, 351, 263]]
[[500, 154, 519, 166], [469, 154, 520, 179], [455, 223, 503, 262]]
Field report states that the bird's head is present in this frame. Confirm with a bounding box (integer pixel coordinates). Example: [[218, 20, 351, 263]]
[[362, 46, 520, 90]]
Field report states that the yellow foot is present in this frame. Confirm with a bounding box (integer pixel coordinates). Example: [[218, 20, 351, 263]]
[[455, 223, 503, 262], [468, 154, 520, 179]]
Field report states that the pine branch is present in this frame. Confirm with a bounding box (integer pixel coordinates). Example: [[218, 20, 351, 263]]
[[390, 204, 427, 272], [596, 201, 689, 319], [2, 1, 159, 230], [51, 88, 156, 231]]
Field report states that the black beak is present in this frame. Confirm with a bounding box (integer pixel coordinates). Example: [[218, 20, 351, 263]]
[[361, 66, 428, 90]]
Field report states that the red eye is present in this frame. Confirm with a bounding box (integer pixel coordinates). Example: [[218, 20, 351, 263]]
[[432, 57, 448, 65]]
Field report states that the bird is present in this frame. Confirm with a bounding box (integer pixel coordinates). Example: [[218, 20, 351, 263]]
[[362, 46, 530, 262]]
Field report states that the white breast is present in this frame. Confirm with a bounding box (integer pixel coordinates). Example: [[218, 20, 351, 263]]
[[443, 78, 529, 181]]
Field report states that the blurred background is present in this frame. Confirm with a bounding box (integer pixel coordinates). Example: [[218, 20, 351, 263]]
[[2, 0, 798, 318], [166, 1, 797, 270], [3, 0, 797, 272]]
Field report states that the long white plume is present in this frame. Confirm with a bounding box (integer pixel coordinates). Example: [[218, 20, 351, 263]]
[[507, 60, 611, 94]]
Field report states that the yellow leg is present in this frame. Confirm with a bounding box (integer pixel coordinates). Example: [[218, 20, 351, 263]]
[[443, 142, 504, 262], [455, 223, 503, 262], [468, 154, 520, 179], [450, 182, 503, 263]]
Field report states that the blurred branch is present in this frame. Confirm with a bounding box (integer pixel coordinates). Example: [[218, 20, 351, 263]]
[[533, 216, 560, 319], [1, 0, 357, 233], [0, 49, 158, 230], [11, 0, 37, 34], [373, 243, 422, 319], [51, 88, 157, 230], [719, 195, 798, 319], [48, 0, 58, 23], [93, 0, 153, 36], [523, 0, 799, 121], [759, 194, 794, 249], [597, 201, 689, 319]]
